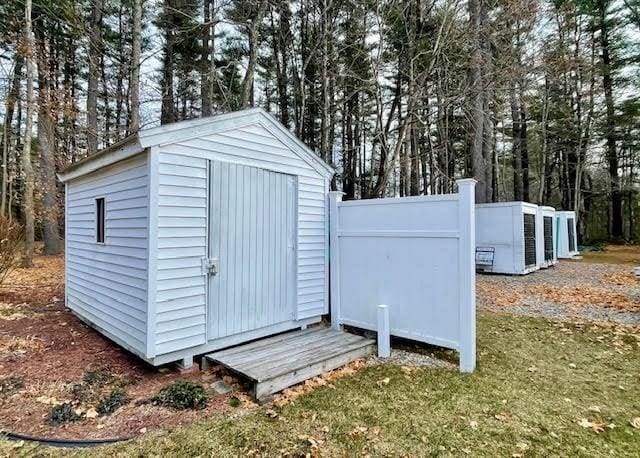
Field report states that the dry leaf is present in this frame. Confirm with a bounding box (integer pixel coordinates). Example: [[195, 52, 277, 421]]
[[85, 408, 98, 419], [577, 418, 605, 433], [527, 366, 538, 373], [494, 413, 509, 422], [377, 377, 390, 387], [588, 406, 601, 413], [469, 420, 478, 430], [630, 417, 640, 429], [265, 409, 279, 419]]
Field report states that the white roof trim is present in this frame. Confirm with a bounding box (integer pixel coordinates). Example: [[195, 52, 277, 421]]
[[59, 108, 334, 183], [57, 139, 145, 182]]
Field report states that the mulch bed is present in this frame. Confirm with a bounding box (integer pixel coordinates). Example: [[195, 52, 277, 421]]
[[0, 254, 251, 440]]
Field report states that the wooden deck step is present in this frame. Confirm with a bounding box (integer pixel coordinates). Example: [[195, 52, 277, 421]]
[[204, 326, 375, 400]]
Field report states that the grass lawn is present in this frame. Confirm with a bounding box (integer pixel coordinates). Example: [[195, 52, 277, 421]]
[[6, 311, 639, 456]]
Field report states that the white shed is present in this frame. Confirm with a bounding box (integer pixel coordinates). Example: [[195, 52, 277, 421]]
[[475, 201, 540, 275], [58, 108, 334, 367], [556, 210, 579, 259], [536, 206, 558, 268]]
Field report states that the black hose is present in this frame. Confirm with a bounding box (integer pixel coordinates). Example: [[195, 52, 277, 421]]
[[1, 430, 133, 448]]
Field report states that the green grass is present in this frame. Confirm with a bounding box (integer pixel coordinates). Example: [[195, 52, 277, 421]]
[[5, 312, 640, 456]]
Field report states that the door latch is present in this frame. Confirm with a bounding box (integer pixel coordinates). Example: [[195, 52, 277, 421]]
[[202, 257, 219, 276]]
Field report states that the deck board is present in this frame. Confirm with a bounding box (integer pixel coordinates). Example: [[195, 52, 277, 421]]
[[205, 326, 375, 400]]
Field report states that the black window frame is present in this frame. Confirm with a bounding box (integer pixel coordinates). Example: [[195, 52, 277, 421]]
[[96, 197, 105, 243]]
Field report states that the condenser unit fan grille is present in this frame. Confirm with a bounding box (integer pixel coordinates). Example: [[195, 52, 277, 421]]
[[568, 218, 576, 252], [543, 216, 553, 261], [524, 214, 537, 267]]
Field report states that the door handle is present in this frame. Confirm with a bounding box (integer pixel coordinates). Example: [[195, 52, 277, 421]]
[[202, 257, 219, 276]]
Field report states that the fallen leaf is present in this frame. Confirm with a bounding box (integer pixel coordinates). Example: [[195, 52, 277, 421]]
[[577, 418, 605, 433], [265, 409, 278, 419], [588, 406, 601, 413], [469, 420, 478, 430], [527, 366, 538, 373], [349, 426, 368, 438], [85, 408, 98, 419], [630, 418, 640, 429], [377, 377, 390, 387]]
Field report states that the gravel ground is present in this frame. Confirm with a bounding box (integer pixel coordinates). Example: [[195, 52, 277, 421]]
[[478, 260, 640, 326], [367, 349, 455, 369]]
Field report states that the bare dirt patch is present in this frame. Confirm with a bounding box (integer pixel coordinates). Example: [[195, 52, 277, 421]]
[[0, 254, 252, 441]]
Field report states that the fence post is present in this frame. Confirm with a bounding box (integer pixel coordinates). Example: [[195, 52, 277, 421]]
[[329, 191, 344, 330], [457, 178, 477, 373], [377, 304, 390, 357]]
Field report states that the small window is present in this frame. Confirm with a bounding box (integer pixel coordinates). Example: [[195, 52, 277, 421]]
[[96, 198, 105, 243]]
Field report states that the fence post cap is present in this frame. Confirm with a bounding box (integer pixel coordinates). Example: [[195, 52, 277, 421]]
[[456, 178, 478, 186]]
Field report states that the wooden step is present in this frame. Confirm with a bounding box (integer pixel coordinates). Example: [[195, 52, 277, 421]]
[[204, 326, 375, 400]]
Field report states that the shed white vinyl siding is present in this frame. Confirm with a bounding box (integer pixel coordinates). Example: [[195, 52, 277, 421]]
[[155, 122, 327, 335], [65, 153, 149, 356], [153, 152, 208, 355]]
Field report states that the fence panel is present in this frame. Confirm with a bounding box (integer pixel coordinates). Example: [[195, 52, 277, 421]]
[[329, 179, 476, 372]]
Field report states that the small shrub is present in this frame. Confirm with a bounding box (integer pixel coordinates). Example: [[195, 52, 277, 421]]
[[96, 388, 129, 416], [228, 396, 241, 408], [151, 380, 208, 410], [48, 402, 81, 426], [0, 217, 23, 285], [83, 368, 114, 387]]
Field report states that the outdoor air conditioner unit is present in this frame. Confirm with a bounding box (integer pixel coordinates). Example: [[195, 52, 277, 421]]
[[537, 206, 558, 268], [556, 210, 579, 259], [475, 202, 540, 275]]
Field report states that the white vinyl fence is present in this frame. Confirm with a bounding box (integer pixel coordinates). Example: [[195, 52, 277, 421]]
[[329, 179, 477, 372]]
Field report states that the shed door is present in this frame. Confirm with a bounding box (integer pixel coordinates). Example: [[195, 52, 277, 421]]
[[207, 161, 297, 340]]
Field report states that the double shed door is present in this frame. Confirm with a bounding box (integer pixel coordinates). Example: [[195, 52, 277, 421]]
[[207, 161, 297, 340]]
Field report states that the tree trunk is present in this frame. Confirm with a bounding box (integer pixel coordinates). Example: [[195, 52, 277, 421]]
[[511, 80, 523, 201], [160, 3, 175, 125], [1, 54, 23, 217], [22, 0, 36, 267], [598, 0, 622, 238], [87, 0, 103, 155], [468, 0, 487, 203], [36, 32, 61, 255], [201, 0, 213, 116], [276, 0, 291, 127], [240, 0, 267, 109], [130, 0, 142, 132]]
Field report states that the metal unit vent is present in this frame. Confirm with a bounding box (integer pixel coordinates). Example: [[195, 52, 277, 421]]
[[543, 216, 553, 261], [523, 213, 537, 267], [568, 218, 576, 252]]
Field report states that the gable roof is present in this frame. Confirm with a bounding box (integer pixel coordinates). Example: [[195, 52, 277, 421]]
[[58, 108, 335, 182]]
